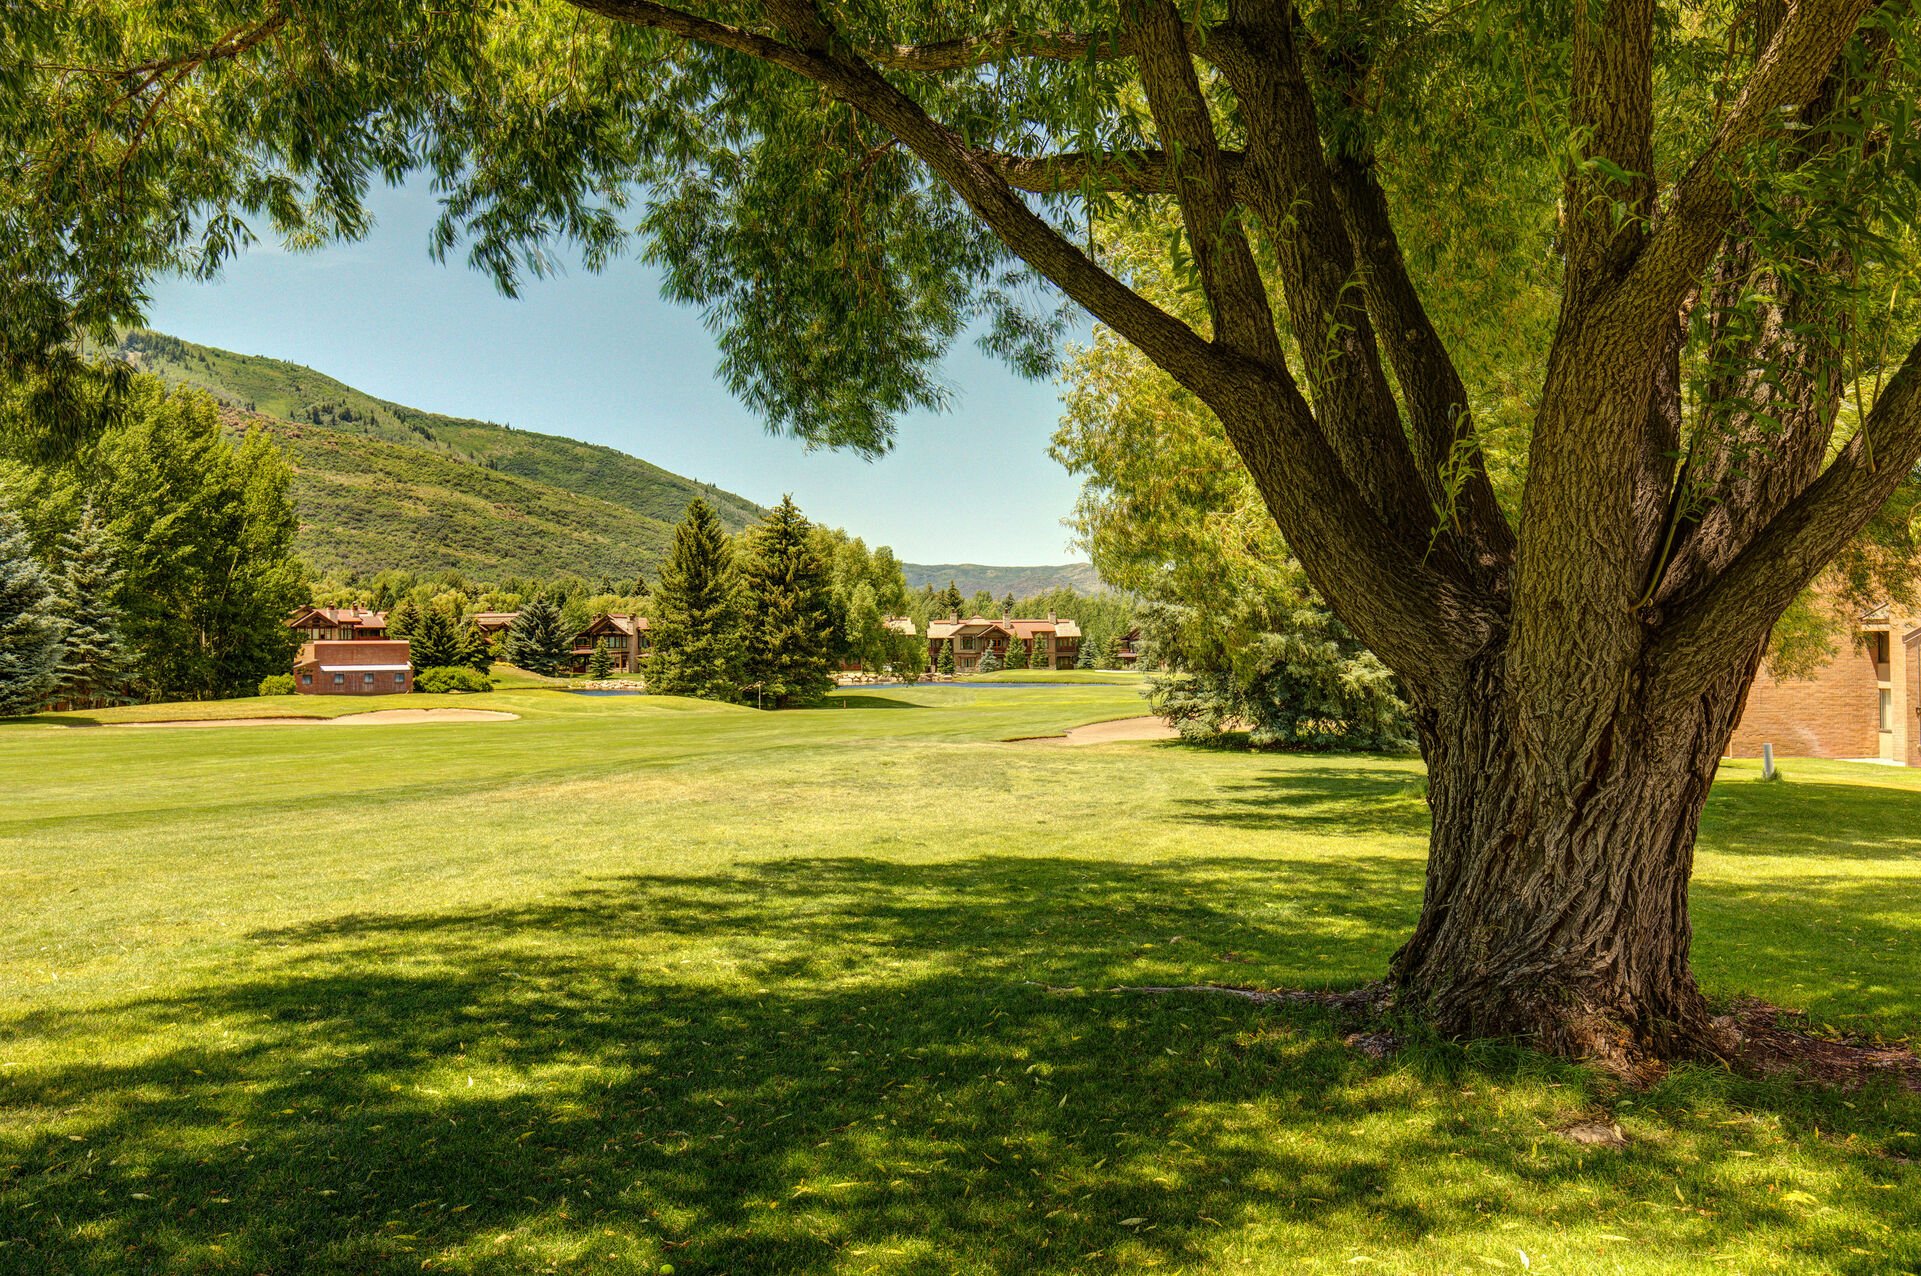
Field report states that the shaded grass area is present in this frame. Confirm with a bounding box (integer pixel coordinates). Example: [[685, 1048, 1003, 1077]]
[[3, 700, 1920, 1273]]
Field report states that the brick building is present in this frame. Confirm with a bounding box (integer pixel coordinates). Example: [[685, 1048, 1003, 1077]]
[[295, 640, 414, 695], [1727, 605, 1917, 764]]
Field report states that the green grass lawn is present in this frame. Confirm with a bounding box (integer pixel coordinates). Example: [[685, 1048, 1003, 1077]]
[[3, 689, 1919, 1274]]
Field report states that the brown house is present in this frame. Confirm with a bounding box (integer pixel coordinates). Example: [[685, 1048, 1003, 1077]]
[[472, 611, 520, 640], [1727, 604, 1919, 764], [569, 614, 651, 674], [295, 640, 414, 695], [926, 614, 1081, 673], [1113, 626, 1144, 668], [288, 605, 388, 644]]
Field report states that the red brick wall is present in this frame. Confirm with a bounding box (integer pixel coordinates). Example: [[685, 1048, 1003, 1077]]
[[1727, 642, 1880, 760]]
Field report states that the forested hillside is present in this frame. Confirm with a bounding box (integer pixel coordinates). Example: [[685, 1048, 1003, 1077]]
[[236, 412, 680, 579], [116, 328, 764, 568], [901, 562, 1103, 598]]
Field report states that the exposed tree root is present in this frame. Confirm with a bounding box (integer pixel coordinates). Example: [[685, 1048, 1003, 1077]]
[[1713, 999, 1921, 1093], [1024, 982, 1921, 1091]]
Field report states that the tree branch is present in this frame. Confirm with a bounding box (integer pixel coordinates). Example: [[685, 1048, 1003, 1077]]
[[985, 148, 1241, 196], [1328, 155, 1516, 576], [860, 28, 1135, 72], [1655, 335, 1921, 694], [1128, 1, 1282, 364], [1209, 2, 1441, 559], [1562, 0, 1657, 307], [1611, 0, 1877, 329]]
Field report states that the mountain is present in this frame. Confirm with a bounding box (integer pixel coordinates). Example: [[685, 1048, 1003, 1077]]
[[116, 330, 766, 578], [901, 562, 1105, 597]]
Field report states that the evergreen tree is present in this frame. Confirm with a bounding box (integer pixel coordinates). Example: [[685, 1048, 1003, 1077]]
[[1075, 634, 1097, 670], [458, 619, 493, 673], [738, 496, 836, 708], [385, 598, 421, 644], [645, 499, 743, 699], [50, 502, 130, 707], [978, 646, 1002, 675], [1004, 634, 1030, 670], [0, 498, 64, 717], [1000, 592, 1015, 618], [937, 639, 955, 676], [503, 594, 571, 676], [937, 581, 964, 617], [409, 605, 463, 668], [586, 638, 612, 679]]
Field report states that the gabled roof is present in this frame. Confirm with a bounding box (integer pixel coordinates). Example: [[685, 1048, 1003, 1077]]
[[883, 616, 917, 636], [288, 605, 387, 630], [471, 611, 520, 627], [928, 615, 1079, 640], [577, 613, 650, 638]]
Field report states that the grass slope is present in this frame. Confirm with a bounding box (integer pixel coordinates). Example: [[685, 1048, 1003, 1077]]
[[117, 330, 766, 575], [244, 416, 680, 579], [3, 693, 1918, 1274], [902, 561, 1105, 596]]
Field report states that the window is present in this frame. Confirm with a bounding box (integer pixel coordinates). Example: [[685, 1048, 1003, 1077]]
[[333, 673, 345, 685], [394, 672, 406, 684], [959, 636, 976, 651], [363, 672, 376, 686], [1879, 688, 1893, 731], [301, 674, 313, 686], [1874, 632, 1891, 665]]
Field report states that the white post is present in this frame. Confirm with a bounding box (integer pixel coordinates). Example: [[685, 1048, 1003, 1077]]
[[1762, 742, 1775, 780]]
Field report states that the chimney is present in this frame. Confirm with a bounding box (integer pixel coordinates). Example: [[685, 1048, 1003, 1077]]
[[1047, 610, 1056, 623]]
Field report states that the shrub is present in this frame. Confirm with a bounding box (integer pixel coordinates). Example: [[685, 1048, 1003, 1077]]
[[416, 665, 493, 694], [257, 673, 296, 696]]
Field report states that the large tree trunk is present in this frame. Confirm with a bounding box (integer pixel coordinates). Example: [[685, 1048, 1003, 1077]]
[[1388, 642, 1767, 1068]]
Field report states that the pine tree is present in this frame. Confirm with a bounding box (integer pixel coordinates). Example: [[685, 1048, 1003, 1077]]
[[586, 638, 612, 679], [978, 646, 1002, 675], [937, 581, 964, 617], [1075, 633, 1097, 669], [503, 594, 571, 676], [937, 639, 955, 676], [0, 498, 64, 717], [1004, 634, 1030, 670], [645, 499, 743, 698], [738, 495, 836, 708], [386, 598, 421, 644], [458, 619, 493, 673], [409, 605, 463, 668], [51, 503, 131, 707]]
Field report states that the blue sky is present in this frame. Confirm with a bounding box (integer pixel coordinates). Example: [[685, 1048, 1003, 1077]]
[[145, 183, 1089, 565]]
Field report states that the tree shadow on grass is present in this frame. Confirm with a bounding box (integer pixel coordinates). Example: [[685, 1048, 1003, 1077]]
[[1697, 777, 1921, 861], [5, 855, 1920, 1274], [1168, 767, 1430, 839]]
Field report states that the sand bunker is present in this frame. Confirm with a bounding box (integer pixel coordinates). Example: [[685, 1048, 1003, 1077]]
[[1009, 715, 1178, 746], [116, 708, 518, 729]]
